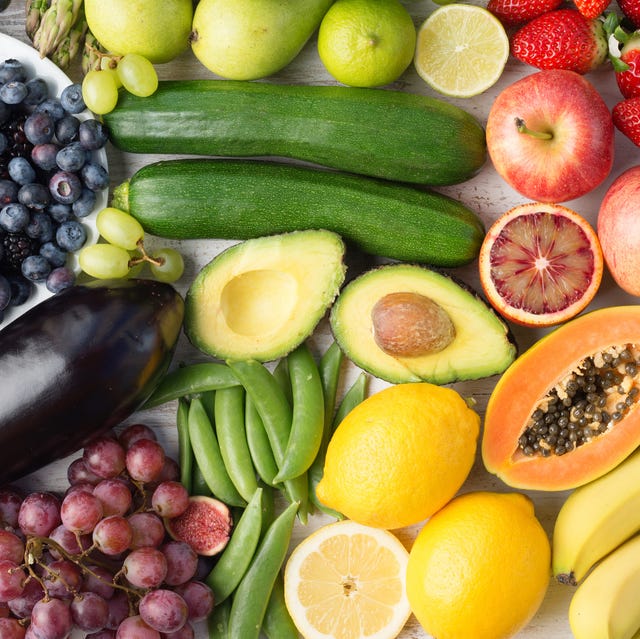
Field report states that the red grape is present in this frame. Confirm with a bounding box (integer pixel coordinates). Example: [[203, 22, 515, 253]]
[[30, 596, 73, 639], [92, 515, 133, 556], [70, 590, 110, 632], [116, 615, 161, 639], [138, 588, 188, 633], [151, 481, 189, 519], [127, 512, 165, 549], [160, 541, 197, 586], [123, 547, 167, 589], [83, 435, 127, 479], [0, 560, 26, 601], [0, 529, 24, 564], [118, 423, 157, 449], [174, 580, 214, 622], [93, 478, 133, 517], [125, 439, 166, 483], [18, 492, 61, 537], [0, 488, 23, 529], [60, 489, 103, 534], [0, 617, 26, 639]]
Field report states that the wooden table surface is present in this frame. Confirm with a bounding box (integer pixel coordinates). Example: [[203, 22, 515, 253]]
[[2, 0, 640, 637]]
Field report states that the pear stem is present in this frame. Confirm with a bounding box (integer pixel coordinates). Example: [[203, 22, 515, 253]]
[[515, 117, 553, 140]]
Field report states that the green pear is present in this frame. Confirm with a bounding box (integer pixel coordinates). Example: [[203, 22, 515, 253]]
[[191, 0, 335, 80], [85, 0, 193, 64]]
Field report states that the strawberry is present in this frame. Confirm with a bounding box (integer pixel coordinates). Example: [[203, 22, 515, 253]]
[[511, 9, 609, 74], [616, 38, 640, 98], [573, 0, 611, 18], [618, 0, 640, 29], [486, 0, 562, 26], [612, 97, 640, 146]]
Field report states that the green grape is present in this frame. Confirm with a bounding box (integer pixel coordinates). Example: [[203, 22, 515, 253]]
[[79, 243, 131, 279], [98, 60, 123, 88], [150, 247, 185, 283], [117, 53, 159, 98], [81, 69, 119, 115], [96, 207, 145, 250], [127, 250, 147, 279]]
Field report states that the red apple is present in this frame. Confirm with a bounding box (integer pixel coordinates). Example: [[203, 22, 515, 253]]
[[486, 69, 614, 203], [597, 165, 640, 296]]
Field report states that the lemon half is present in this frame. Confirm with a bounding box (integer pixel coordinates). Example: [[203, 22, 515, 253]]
[[284, 520, 411, 639], [414, 3, 509, 98]]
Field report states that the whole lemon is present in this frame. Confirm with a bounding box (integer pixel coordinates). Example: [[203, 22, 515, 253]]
[[84, 0, 193, 64], [316, 382, 479, 529], [317, 0, 417, 88], [407, 491, 551, 639]]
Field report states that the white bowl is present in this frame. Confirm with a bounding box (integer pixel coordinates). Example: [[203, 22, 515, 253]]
[[0, 33, 107, 326]]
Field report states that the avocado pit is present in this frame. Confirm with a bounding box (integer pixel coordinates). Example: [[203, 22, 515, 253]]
[[371, 292, 455, 357], [518, 345, 640, 459]]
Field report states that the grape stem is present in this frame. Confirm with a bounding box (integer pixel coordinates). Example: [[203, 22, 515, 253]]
[[514, 117, 553, 140], [129, 239, 166, 268]]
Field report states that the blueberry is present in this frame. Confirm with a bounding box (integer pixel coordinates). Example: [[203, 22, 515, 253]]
[[24, 78, 48, 106], [72, 187, 96, 218], [56, 219, 86, 251], [21, 254, 51, 281], [6, 273, 32, 306], [56, 142, 87, 172], [46, 266, 75, 294], [25, 211, 54, 243], [8, 157, 36, 185], [34, 97, 65, 122], [0, 203, 30, 233], [55, 115, 80, 145], [40, 241, 68, 267], [78, 119, 109, 150], [60, 84, 85, 114], [0, 81, 28, 105], [24, 111, 55, 145], [31, 142, 60, 171], [80, 162, 109, 192], [0, 60, 26, 84], [0, 179, 19, 206], [46, 202, 73, 223], [0, 274, 10, 311], [49, 171, 82, 204], [18, 183, 51, 210]]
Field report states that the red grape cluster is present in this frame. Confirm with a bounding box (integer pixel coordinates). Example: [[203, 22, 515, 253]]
[[0, 423, 215, 639]]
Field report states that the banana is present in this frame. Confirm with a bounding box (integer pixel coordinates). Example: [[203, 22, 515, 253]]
[[552, 446, 640, 585], [569, 534, 640, 639]]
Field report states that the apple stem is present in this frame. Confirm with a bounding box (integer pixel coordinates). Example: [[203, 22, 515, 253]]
[[514, 117, 553, 140]]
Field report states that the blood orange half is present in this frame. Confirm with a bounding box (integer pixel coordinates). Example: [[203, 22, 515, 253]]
[[478, 203, 603, 327]]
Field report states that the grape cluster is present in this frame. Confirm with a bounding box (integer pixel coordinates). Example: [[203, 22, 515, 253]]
[[0, 57, 110, 324], [0, 423, 215, 639], [82, 53, 159, 116], [79, 206, 184, 283]]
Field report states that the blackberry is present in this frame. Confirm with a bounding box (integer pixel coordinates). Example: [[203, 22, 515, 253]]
[[0, 111, 33, 181], [1, 232, 38, 272]]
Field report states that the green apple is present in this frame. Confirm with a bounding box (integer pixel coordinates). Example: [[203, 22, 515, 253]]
[[191, 0, 334, 80], [85, 0, 193, 64]]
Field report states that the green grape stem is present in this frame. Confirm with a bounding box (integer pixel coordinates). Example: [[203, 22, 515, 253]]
[[129, 239, 167, 270]]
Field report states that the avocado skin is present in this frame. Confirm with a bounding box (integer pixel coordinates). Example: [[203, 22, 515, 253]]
[[330, 264, 518, 385], [0, 278, 184, 484]]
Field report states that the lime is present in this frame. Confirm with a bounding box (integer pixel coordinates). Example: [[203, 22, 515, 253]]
[[414, 3, 509, 98], [317, 0, 417, 88]]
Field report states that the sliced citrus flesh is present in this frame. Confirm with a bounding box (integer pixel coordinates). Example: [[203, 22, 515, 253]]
[[283, 520, 411, 639], [478, 203, 603, 327], [414, 3, 509, 98]]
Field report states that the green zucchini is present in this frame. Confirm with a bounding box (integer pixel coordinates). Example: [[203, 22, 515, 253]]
[[112, 158, 485, 267], [103, 80, 486, 186]]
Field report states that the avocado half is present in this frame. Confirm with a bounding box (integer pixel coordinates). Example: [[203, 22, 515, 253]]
[[330, 263, 517, 384], [185, 229, 346, 362]]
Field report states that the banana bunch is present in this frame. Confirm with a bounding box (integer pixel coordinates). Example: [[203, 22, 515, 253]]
[[25, 0, 104, 71], [553, 447, 640, 638]]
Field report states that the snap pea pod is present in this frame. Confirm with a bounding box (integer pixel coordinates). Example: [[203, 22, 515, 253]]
[[245, 394, 278, 487], [187, 397, 246, 508], [214, 385, 258, 503], [191, 464, 212, 497], [176, 397, 193, 494], [142, 362, 238, 408], [333, 371, 369, 428], [228, 500, 299, 639], [227, 360, 309, 522], [207, 597, 231, 639], [206, 486, 264, 604], [274, 342, 325, 483], [263, 571, 301, 639], [273, 356, 292, 405]]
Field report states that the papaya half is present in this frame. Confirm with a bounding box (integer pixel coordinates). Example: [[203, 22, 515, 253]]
[[482, 306, 640, 491]]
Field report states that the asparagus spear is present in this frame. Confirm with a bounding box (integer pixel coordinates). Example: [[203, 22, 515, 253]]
[[51, 12, 88, 69], [25, 0, 51, 40], [82, 30, 107, 74]]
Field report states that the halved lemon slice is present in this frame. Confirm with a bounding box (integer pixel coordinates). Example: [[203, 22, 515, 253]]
[[283, 520, 411, 639], [414, 3, 509, 98]]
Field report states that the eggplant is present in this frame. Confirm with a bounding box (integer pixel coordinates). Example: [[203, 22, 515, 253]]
[[0, 278, 184, 484]]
